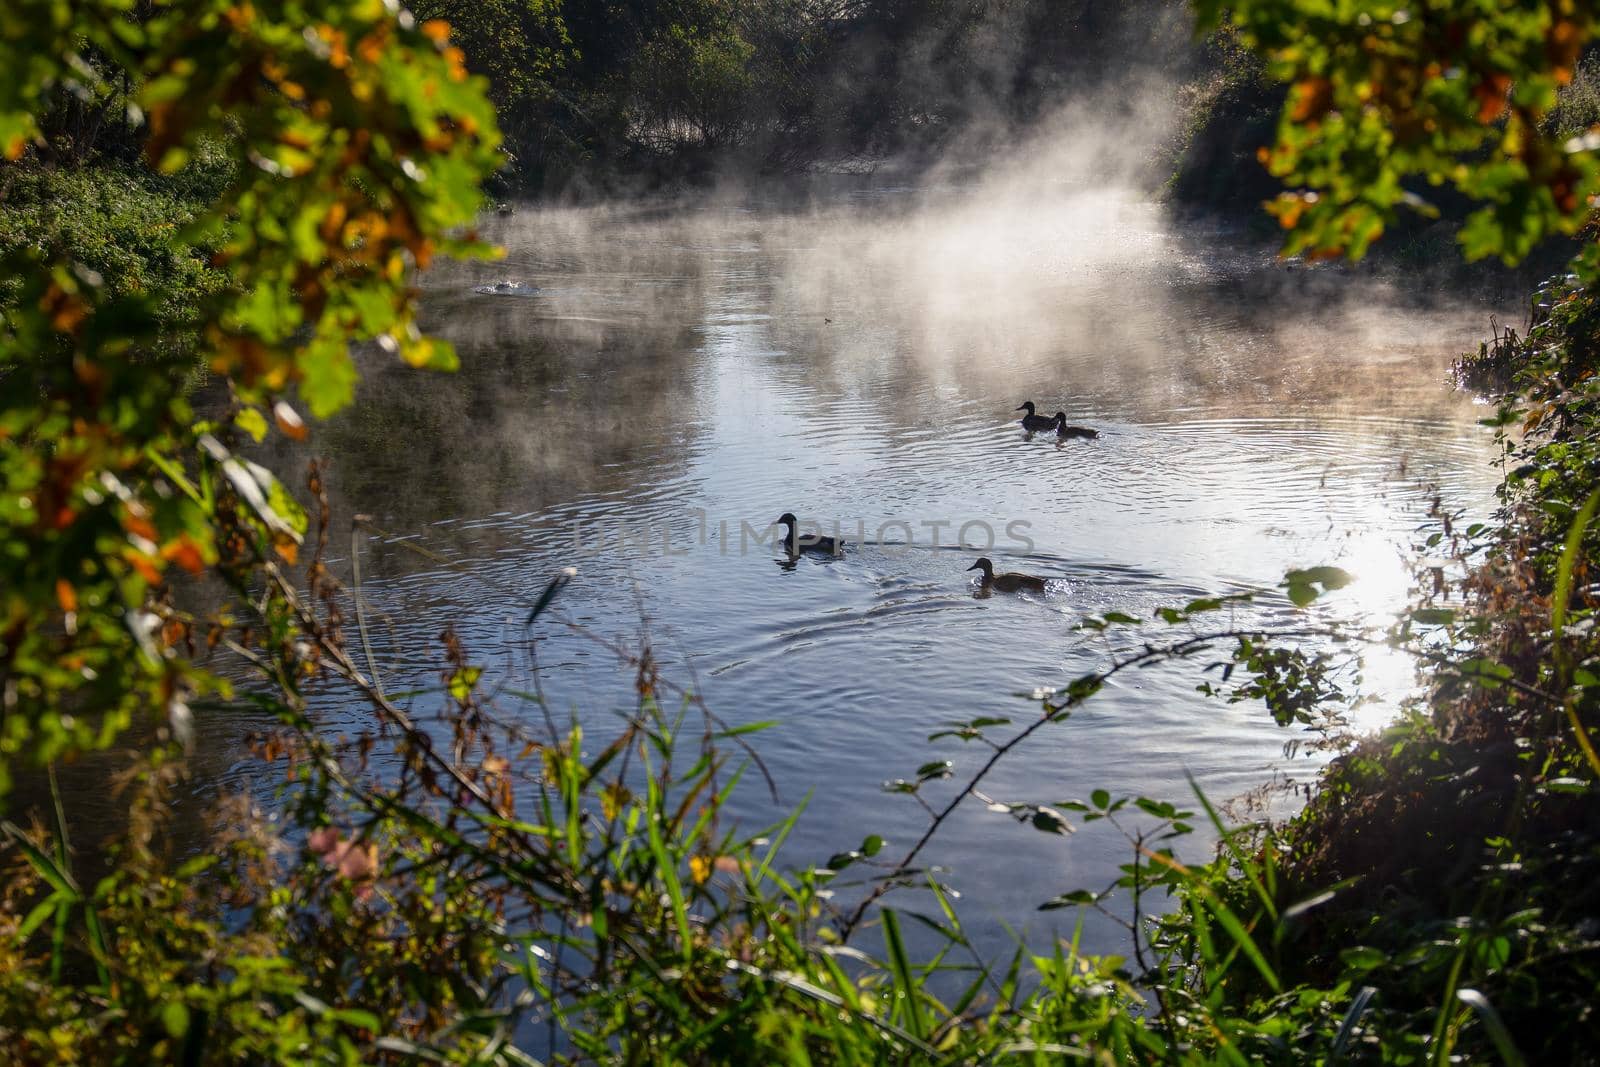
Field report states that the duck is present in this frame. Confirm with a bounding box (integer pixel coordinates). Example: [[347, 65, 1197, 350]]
[[776, 512, 844, 556], [1052, 412, 1099, 440], [967, 557, 1050, 593], [1015, 401, 1057, 432]]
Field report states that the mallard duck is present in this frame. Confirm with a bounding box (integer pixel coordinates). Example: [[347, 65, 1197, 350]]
[[1015, 402, 1057, 432], [967, 557, 1049, 592], [1052, 412, 1099, 440], [777, 513, 844, 556]]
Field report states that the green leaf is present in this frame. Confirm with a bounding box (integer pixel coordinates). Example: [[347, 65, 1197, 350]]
[[1296, 566, 1353, 590], [18, 893, 65, 938], [162, 1000, 191, 1039], [448, 666, 483, 702], [1339, 946, 1388, 972], [328, 1006, 381, 1031], [1039, 889, 1099, 910], [299, 337, 358, 418], [1284, 578, 1315, 606], [1284, 564, 1355, 607], [261, 465, 309, 538], [1031, 808, 1070, 834], [1134, 797, 1176, 818], [1064, 674, 1102, 702], [400, 335, 461, 372], [234, 407, 269, 442]]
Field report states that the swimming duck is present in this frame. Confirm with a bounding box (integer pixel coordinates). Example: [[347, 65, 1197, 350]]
[[967, 557, 1050, 593], [777, 512, 844, 556], [1052, 412, 1099, 440], [1015, 402, 1057, 432]]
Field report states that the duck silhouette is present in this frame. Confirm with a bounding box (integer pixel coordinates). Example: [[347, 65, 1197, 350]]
[[1015, 402, 1056, 432], [967, 557, 1050, 593], [776, 513, 844, 556], [1052, 412, 1099, 440]]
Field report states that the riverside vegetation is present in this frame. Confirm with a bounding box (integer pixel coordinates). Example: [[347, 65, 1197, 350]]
[[3, 0, 1600, 1063]]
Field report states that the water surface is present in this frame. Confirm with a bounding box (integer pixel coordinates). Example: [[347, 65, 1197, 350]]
[[281, 180, 1504, 953]]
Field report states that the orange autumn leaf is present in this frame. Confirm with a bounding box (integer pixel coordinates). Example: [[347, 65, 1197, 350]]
[[161, 536, 207, 575], [1548, 20, 1583, 80], [124, 513, 159, 542], [444, 46, 468, 82], [273, 400, 308, 440], [123, 548, 163, 585], [1289, 78, 1333, 123], [72, 356, 105, 389], [1269, 192, 1313, 230], [162, 619, 188, 647], [40, 285, 88, 333], [1474, 74, 1512, 124], [318, 201, 348, 243]]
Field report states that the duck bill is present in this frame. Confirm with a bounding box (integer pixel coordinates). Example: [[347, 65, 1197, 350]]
[[966, 562, 982, 571]]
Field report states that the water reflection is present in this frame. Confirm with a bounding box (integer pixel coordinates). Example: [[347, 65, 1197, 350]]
[[254, 180, 1504, 956]]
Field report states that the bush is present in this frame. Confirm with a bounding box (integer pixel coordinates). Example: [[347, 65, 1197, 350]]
[[0, 153, 231, 351]]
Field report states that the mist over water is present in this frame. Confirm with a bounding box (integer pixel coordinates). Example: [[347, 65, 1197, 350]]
[[267, 139, 1506, 953]]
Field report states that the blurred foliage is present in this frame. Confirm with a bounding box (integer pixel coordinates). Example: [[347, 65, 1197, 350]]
[[1194, 0, 1600, 265], [0, 0, 500, 789]]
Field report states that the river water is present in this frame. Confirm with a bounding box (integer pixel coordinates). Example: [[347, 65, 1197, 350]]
[[274, 178, 1505, 954]]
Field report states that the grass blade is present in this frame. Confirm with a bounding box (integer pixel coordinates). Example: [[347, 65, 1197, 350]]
[[1456, 989, 1526, 1067], [1330, 985, 1377, 1061], [880, 909, 927, 1041]]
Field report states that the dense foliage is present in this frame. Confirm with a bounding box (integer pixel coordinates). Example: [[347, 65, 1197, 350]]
[[1193, 0, 1600, 265], [1, 0, 500, 795]]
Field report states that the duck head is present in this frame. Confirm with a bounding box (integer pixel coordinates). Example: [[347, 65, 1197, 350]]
[[1014, 402, 1036, 415], [966, 557, 995, 579], [777, 512, 797, 527], [1052, 411, 1067, 427]]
